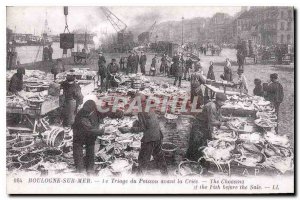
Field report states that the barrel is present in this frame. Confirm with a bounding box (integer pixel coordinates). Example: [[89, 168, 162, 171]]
[[42, 127, 65, 147]]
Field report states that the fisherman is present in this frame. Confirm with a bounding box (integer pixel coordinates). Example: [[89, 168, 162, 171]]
[[8, 67, 25, 94], [207, 61, 215, 80], [186, 93, 231, 166], [48, 44, 53, 61], [43, 46, 49, 61], [119, 56, 126, 72], [139, 51, 147, 75], [173, 52, 184, 87], [160, 53, 168, 75], [264, 73, 284, 125], [130, 95, 168, 175], [150, 55, 157, 76], [72, 99, 106, 174], [234, 69, 249, 94], [134, 51, 140, 73], [106, 58, 120, 89], [253, 78, 264, 97], [221, 58, 233, 82], [190, 67, 206, 109], [60, 73, 83, 129], [51, 59, 65, 81], [126, 51, 135, 74], [97, 52, 107, 89], [237, 50, 245, 73], [204, 61, 216, 103], [183, 54, 193, 80]]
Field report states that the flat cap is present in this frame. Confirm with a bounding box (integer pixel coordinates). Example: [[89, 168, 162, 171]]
[[270, 73, 278, 80]]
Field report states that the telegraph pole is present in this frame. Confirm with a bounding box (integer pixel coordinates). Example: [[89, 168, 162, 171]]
[[181, 16, 184, 46]]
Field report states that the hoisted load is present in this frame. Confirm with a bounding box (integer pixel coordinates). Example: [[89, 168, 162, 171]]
[[60, 7, 74, 52]]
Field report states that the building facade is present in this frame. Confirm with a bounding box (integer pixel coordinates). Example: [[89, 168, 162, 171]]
[[236, 6, 294, 46]]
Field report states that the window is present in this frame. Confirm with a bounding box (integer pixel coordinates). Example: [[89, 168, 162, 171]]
[[287, 22, 291, 30], [287, 34, 291, 44], [281, 22, 285, 30], [281, 11, 284, 19], [281, 35, 284, 43]]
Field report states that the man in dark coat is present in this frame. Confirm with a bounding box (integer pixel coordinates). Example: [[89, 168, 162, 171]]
[[237, 50, 245, 73], [60, 74, 83, 127], [134, 52, 140, 73], [43, 46, 49, 61], [8, 67, 25, 94], [119, 57, 126, 71], [204, 61, 216, 103], [97, 52, 107, 89], [186, 93, 230, 164], [150, 55, 158, 76], [264, 73, 284, 132], [107, 58, 120, 89], [222, 58, 233, 82], [48, 44, 53, 61], [131, 97, 168, 175], [207, 61, 215, 80], [72, 100, 106, 174], [139, 51, 147, 75], [126, 51, 135, 74], [190, 69, 206, 109], [173, 53, 184, 87], [253, 79, 264, 97], [183, 55, 193, 80], [160, 53, 168, 75]]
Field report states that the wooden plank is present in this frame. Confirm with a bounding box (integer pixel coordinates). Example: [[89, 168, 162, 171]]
[[7, 126, 32, 132], [204, 84, 241, 96]]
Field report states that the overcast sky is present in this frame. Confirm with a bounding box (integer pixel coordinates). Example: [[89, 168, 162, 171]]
[[7, 6, 242, 36]]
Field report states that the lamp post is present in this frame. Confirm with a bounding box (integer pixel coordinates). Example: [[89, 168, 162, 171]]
[[181, 16, 184, 46]]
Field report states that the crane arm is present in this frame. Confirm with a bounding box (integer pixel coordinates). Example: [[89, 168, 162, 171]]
[[100, 7, 127, 32], [148, 21, 157, 37]]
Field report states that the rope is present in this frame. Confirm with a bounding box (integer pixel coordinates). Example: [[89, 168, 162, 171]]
[[64, 15, 70, 33]]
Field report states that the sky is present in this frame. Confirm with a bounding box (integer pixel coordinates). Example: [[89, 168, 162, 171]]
[[7, 6, 242, 36]]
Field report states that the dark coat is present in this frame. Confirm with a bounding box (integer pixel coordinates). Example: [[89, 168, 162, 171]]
[[139, 55, 147, 66], [172, 56, 184, 77], [8, 73, 23, 93], [73, 101, 104, 145], [107, 62, 120, 74], [224, 66, 233, 82], [265, 81, 284, 104], [98, 56, 106, 66], [253, 85, 264, 97], [207, 65, 215, 80], [60, 81, 83, 105], [135, 55, 140, 67], [127, 55, 135, 69], [131, 111, 163, 143]]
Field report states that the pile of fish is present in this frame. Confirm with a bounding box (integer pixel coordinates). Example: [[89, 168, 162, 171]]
[[6, 89, 57, 110], [95, 116, 144, 175], [202, 124, 293, 174], [223, 95, 274, 112]]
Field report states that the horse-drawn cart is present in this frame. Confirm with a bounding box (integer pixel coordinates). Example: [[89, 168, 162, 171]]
[[71, 51, 90, 64]]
